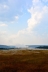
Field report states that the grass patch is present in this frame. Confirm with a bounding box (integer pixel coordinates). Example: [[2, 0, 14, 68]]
[[0, 50, 48, 72]]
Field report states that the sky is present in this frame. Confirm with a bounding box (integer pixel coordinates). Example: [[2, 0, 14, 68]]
[[0, 0, 48, 45]]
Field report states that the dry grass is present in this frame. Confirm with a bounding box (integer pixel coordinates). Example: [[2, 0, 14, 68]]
[[0, 49, 48, 72]]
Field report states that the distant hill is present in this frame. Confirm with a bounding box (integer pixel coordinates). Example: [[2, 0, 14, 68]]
[[27, 45, 39, 48], [36, 46, 48, 49], [27, 45, 48, 49], [0, 45, 15, 50], [0, 45, 48, 50]]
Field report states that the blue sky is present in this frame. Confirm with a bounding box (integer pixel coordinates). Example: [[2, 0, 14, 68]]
[[0, 0, 48, 45]]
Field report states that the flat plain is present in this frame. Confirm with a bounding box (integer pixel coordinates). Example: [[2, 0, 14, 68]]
[[0, 49, 48, 72]]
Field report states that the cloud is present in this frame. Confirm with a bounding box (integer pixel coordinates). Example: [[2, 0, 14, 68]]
[[10, 21, 15, 24], [3, 5, 9, 9], [5, 31, 48, 45], [0, 24, 8, 27], [0, 22, 8, 27], [15, 16, 19, 20], [0, 0, 48, 45], [0, 31, 8, 45], [0, 4, 9, 13], [10, 16, 19, 24], [0, 31, 7, 35], [9, 0, 48, 45], [26, 0, 48, 32]]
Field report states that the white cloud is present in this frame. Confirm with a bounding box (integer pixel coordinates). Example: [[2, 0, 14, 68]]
[[0, 31, 7, 35], [0, 23, 8, 27], [0, 0, 48, 45], [10, 21, 14, 24], [10, 0, 48, 45], [0, 24, 7, 27], [15, 16, 19, 20], [26, 0, 48, 32], [32, 0, 40, 4], [5, 32, 48, 45], [0, 31, 8, 45], [27, 6, 48, 31], [0, 4, 9, 13], [3, 5, 9, 9]]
